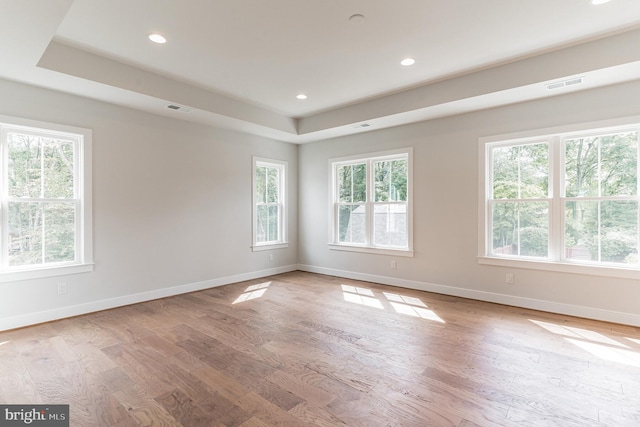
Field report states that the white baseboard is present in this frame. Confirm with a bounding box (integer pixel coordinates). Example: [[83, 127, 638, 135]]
[[4, 263, 639, 331], [297, 264, 640, 327], [0, 265, 298, 332]]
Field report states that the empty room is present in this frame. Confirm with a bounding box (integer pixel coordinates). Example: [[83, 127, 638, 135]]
[[1, 0, 640, 426]]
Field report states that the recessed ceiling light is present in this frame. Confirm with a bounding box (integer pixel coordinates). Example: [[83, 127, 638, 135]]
[[149, 33, 167, 44], [591, 0, 611, 4], [401, 58, 415, 66], [296, 94, 307, 100]]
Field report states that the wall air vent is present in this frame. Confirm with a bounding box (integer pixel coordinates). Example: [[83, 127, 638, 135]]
[[166, 104, 191, 112], [546, 77, 584, 91]]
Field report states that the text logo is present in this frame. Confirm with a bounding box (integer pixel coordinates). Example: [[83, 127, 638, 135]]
[[0, 405, 69, 426]]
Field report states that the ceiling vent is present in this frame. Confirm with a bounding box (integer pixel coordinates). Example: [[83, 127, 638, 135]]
[[352, 123, 371, 129], [546, 77, 584, 91], [166, 104, 191, 113]]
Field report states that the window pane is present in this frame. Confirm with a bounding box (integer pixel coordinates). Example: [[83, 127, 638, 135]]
[[43, 138, 75, 199], [519, 202, 549, 257], [565, 137, 600, 198], [519, 144, 548, 198], [374, 159, 407, 202], [338, 204, 365, 244], [373, 204, 407, 247], [257, 204, 279, 243], [8, 202, 43, 266], [492, 146, 519, 199], [566, 200, 638, 263], [44, 202, 76, 263], [256, 166, 266, 203], [7, 133, 42, 198], [601, 201, 637, 263], [566, 133, 638, 198], [338, 163, 366, 203], [492, 202, 517, 254], [600, 132, 637, 197], [565, 200, 597, 261], [492, 143, 548, 199], [266, 167, 279, 203], [492, 201, 548, 257]]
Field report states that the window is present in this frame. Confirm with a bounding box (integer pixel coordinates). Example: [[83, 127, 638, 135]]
[[0, 116, 92, 281], [330, 148, 413, 256], [252, 157, 287, 250], [480, 119, 640, 276]]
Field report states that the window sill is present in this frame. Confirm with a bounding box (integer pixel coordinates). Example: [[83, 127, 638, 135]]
[[252, 242, 289, 252], [0, 262, 94, 283], [329, 244, 414, 257], [478, 256, 640, 279]]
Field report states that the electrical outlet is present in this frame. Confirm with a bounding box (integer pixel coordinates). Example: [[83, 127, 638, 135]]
[[505, 274, 514, 285], [57, 282, 67, 295], [269, 253, 274, 262], [391, 260, 397, 269]]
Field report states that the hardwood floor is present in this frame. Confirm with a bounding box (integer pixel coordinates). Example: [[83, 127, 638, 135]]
[[1, 271, 640, 426]]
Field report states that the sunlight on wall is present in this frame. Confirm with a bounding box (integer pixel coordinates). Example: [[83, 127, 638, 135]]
[[233, 281, 271, 304], [530, 319, 640, 367]]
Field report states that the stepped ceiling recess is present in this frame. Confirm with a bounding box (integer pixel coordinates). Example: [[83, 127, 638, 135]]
[[2, 0, 640, 143]]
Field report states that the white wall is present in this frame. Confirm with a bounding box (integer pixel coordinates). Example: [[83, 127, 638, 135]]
[[298, 80, 640, 326], [3, 76, 640, 330], [0, 78, 298, 330]]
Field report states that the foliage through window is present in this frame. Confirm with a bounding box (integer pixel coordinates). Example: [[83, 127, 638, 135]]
[[0, 118, 92, 278], [252, 158, 287, 249], [486, 124, 640, 267], [331, 149, 412, 254]]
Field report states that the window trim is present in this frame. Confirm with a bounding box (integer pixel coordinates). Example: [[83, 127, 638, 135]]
[[251, 156, 288, 251], [478, 115, 640, 279], [329, 147, 414, 256], [0, 115, 93, 282]]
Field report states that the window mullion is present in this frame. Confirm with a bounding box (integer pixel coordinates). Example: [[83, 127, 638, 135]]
[[551, 136, 563, 261], [366, 160, 372, 247], [0, 129, 5, 270]]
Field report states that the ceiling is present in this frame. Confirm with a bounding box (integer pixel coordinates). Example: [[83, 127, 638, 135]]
[[2, 0, 640, 143]]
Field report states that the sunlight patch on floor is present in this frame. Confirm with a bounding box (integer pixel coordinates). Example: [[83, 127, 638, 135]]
[[389, 302, 445, 322], [339, 285, 445, 322], [530, 318, 640, 367], [383, 292, 427, 307], [530, 319, 628, 348], [566, 338, 640, 367], [233, 281, 271, 304], [343, 291, 384, 309], [341, 285, 375, 297]]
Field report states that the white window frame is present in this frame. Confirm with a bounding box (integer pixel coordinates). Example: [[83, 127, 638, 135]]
[[0, 115, 93, 282], [479, 116, 640, 279], [251, 157, 288, 251], [329, 148, 414, 257]]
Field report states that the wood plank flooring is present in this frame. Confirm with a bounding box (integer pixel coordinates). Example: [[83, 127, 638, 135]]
[[1, 271, 640, 426]]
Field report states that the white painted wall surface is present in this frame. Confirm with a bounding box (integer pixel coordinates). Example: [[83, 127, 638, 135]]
[[0, 79, 298, 330], [2, 76, 640, 330], [298, 80, 640, 326]]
